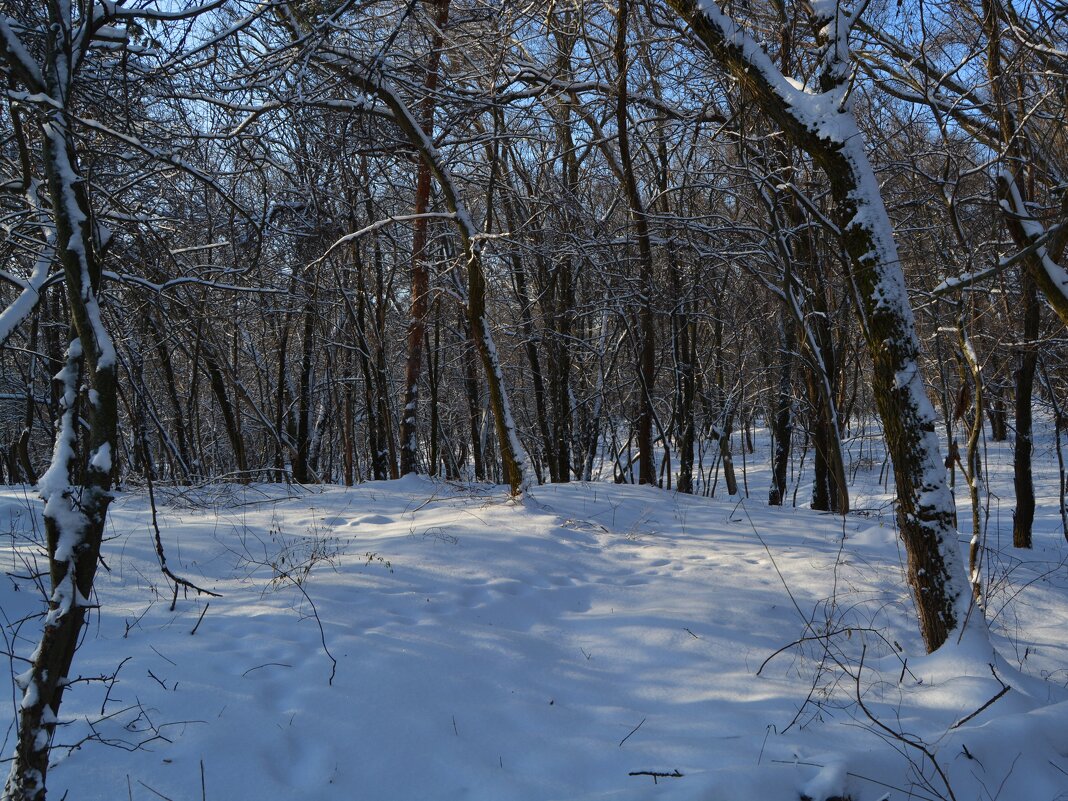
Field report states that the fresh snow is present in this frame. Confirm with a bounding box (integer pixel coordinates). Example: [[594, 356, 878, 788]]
[[1, 430, 1067, 801], [89, 443, 112, 474]]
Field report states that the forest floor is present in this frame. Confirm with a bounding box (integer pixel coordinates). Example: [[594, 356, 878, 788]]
[[1, 426, 1067, 800]]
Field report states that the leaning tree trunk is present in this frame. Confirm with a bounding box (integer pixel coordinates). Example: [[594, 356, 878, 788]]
[[668, 0, 969, 652], [4, 108, 119, 801]]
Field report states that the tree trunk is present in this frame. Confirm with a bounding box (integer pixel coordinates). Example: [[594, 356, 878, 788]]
[[399, 0, 451, 476], [668, 0, 968, 651], [614, 0, 657, 486], [293, 290, 317, 483], [146, 313, 192, 480], [350, 249, 387, 481], [5, 92, 119, 800], [500, 178, 555, 482], [986, 385, 1008, 442], [427, 314, 441, 476], [1012, 274, 1039, 548], [204, 345, 248, 475], [958, 321, 985, 603], [769, 313, 795, 506], [676, 312, 698, 494], [463, 313, 485, 481], [548, 256, 575, 482]]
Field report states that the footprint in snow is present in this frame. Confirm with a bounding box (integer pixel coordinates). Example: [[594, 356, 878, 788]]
[[488, 578, 527, 597], [263, 721, 337, 789], [350, 514, 394, 526]]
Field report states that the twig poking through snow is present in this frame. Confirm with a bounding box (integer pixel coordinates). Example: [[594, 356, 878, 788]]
[[618, 717, 646, 747], [287, 580, 336, 686], [949, 664, 1011, 729], [190, 604, 209, 636], [628, 770, 683, 784], [140, 427, 221, 608], [240, 663, 292, 677]]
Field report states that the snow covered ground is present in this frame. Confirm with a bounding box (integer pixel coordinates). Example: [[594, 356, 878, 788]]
[[1, 428, 1067, 800]]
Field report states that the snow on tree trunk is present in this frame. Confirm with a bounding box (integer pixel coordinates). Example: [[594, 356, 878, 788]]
[[667, 0, 971, 651], [329, 59, 536, 494], [4, 104, 118, 801]]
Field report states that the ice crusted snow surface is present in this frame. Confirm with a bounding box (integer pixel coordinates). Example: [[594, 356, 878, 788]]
[[1, 430, 1066, 801]]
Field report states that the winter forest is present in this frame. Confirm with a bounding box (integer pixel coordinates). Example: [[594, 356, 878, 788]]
[[1, 0, 1067, 799]]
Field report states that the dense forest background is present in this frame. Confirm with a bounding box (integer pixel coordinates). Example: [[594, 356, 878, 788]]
[[1, 0, 1063, 504]]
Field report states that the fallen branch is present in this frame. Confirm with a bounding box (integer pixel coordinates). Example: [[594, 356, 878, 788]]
[[139, 425, 222, 608], [950, 663, 1011, 730], [190, 603, 210, 636], [618, 717, 646, 747], [628, 770, 683, 784]]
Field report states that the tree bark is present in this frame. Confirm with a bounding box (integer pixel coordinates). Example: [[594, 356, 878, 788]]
[[1012, 274, 1039, 547], [399, 0, 451, 476], [293, 286, 318, 483], [462, 313, 485, 481], [769, 311, 795, 506], [614, 0, 657, 486], [203, 344, 248, 475], [667, 0, 968, 651], [5, 64, 119, 801]]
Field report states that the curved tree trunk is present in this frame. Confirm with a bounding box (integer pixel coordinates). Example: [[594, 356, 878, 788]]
[[5, 94, 118, 801], [291, 18, 536, 493], [667, 0, 969, 651]]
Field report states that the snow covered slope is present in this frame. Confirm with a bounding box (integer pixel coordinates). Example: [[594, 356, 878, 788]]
[[1, 474, 1066, 800]]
